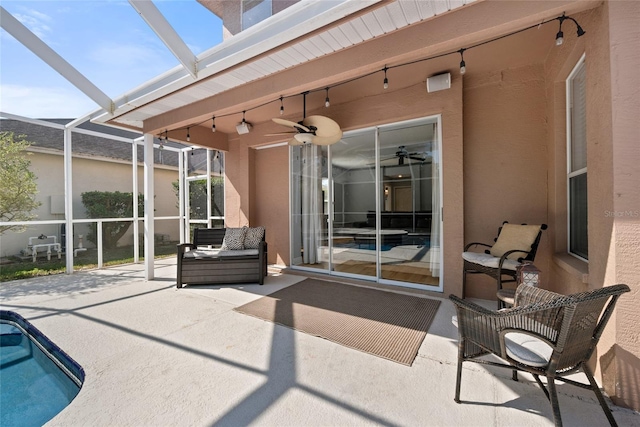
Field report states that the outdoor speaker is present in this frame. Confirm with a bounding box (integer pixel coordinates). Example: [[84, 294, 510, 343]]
[[426, 73, 451, 93]]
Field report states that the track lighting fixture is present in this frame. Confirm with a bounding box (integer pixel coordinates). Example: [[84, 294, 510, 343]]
[[186, 127, 190, 142], [458, 48, 466, 75], [383, 67, 389, 89], [555, 13, 585, 46], [280, 96, 284, 116], [324, 88, 330, 108], [236, 111, 252, 134], [211, 116, 216, 133]]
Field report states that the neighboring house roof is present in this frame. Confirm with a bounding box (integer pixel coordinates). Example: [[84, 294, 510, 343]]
[[0, 119, 183, 168]]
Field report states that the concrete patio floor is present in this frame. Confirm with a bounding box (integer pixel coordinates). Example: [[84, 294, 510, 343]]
[[1, 259, 638, 427]]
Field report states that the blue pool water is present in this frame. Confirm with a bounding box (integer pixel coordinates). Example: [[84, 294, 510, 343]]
[[0, 311, 84, 427]]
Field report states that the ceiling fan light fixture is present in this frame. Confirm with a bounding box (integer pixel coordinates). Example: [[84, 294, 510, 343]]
[[294, 133, 315, 144]]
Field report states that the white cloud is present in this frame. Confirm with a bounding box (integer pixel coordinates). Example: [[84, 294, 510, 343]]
[[14, 10, 53, 42], [0, 84, 97, 119]]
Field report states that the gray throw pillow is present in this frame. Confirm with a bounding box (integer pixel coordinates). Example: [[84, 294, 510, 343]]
[[244, 226, 265, 249], [221, 227, 247, 250]]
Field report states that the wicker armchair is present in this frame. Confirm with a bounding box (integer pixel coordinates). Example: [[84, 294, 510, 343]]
[[450, 284, 630, 427], [462, 221, 547, 308]]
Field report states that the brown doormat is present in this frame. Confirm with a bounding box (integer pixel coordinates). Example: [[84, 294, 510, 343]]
[[233, 278, 441, 366]]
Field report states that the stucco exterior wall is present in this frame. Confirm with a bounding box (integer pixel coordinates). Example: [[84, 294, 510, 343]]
[[542, 4, 640, 411], [462, 63, 550, 300], [254, 145, 290, 266]]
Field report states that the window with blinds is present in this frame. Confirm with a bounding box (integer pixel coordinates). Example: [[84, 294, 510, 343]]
[[567, 57, 588, 260]]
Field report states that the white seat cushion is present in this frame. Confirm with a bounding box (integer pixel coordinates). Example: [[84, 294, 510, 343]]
[[217, 249, 259, 257], [462, 251, 520, 271], [504, 332, 553, 367], [184, 249, 220, 259]]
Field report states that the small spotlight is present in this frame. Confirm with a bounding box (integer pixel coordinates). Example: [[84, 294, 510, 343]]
[[211, 116, 216, 133], [383, 67, 389, 89], [236, 121, 251, 135], [324, 88, 330, 108], [236, 111, 251, 134]]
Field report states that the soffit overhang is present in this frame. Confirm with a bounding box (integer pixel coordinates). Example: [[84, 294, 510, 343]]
[[97, 0, 478, 133], [100, 0, 599, 139]]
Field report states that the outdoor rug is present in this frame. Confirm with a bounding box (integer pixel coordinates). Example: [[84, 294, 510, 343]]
[[233, 278, 441, 366]]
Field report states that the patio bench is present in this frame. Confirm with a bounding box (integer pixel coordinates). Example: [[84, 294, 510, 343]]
[[176, 227, 267, 288]]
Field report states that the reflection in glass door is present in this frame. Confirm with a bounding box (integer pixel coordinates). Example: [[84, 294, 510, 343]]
[[330, 129, 377, 279], [378, 120, 440, 286], [290, 116, 442, 290]]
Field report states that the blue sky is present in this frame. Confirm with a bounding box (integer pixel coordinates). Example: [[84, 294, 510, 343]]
[[0, 1, 223, 118]]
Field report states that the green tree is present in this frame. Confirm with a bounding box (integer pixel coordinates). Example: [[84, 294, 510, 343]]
[[81, 191, 144, 249], [172, 177, 224, 218], [0, 132, 41, 234]]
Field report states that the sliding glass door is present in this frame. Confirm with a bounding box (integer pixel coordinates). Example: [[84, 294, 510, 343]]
[[330, 129, 377, 279], [378, 120, 440, 286], [290, 116, 442, 290]]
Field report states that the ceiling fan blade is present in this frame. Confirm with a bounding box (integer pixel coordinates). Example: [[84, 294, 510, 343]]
[[272, 117, 311, 133], [264, 131, 297, 136], [303, 115, 342, 145], [312, 132, 343, 146], [379, 156, 397, 162], [303, 116, 340, 136]]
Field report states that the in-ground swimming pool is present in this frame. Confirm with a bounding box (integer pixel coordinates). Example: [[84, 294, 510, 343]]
[[0, 310, 84, 427]]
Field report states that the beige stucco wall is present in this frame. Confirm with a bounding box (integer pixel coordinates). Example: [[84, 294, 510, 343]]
[[462, 63, 550, 300], [542, 4, 640, 410], [460, 3, 639, 410], [254, 145, 290, 266]]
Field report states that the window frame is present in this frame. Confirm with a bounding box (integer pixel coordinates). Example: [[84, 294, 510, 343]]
[[241, 0, 272, 31], [566, 53, 588, 261]]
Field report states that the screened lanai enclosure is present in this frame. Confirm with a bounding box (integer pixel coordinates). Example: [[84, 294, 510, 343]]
[[0, 115, 224, 278], [290, 116, 442, 291]]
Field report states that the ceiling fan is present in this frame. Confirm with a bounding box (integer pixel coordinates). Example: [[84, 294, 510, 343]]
[[267, 92, 343, 146], [381, 146, 430, 165]]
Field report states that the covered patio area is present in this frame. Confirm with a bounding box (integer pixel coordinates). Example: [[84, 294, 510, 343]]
[[1, 263, 638, 426]]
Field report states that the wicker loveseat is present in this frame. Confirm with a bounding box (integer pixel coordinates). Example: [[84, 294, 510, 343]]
[[176, 227, 267, 288]]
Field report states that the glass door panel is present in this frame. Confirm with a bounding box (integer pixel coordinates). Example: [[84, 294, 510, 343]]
[[330, 129, 377, 278], [290, 144, 328, 271], [378, 120, 440, 286]]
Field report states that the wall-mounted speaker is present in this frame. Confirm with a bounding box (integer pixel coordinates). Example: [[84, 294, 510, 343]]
[[426, 73, 451, 93]]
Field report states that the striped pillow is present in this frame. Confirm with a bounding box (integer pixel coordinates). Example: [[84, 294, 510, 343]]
[[220, 227, 247, 250], [244, 226, 265, 249]]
